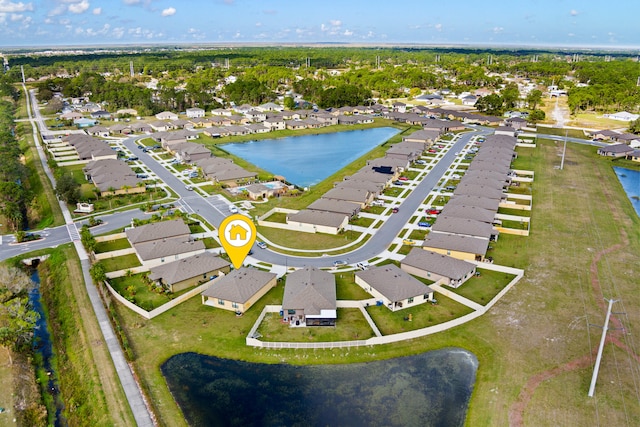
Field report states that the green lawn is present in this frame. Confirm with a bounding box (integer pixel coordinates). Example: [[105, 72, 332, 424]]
[[108, 274, 174, 311], [350, 216, 374, 227], [256, 309, 375, 342], [366, 294, 474, 335], [335, 272, 374, 300], [445, 269, 515, 305], [202, 237, 221, 249], [100, 254, 141, 272], [257, 226, 362, 252], [94, 238, 131, 253]]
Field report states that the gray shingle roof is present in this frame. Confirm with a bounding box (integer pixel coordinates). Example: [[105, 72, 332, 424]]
[[282, 267, 336, 315], [422, 233, 489, 256], [125, 219, 191, 244], [148, 252, 230, 285], [402, 248, 476, 281], [355, 264, 433, 302], [287, 210, 348, 228], [201, 268, 277, 303], [430, 216, 496, 239]]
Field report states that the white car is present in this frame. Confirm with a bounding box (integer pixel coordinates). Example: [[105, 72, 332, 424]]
[[257, 241, 267, 249], [229, 205, 238, 214]]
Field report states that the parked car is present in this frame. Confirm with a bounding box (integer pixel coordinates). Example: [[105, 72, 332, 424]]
[[185, 185, 193, 191], [356, 262, 369, 270], [418, 222, 431, 228], [426, 209, 441, 215], [332, 260, 347, 267], [371, 200, 385, 207], [415, 160, 427, 165], [398, 176, 409, 181], [137, 145, 144, 149], [257, 241, 268, 249], [393, 181, 404, 186], [402, 239, 416, 246], [392, 207, 399, 213], [229, 205, 238, 214], [428, 149, 437, 153]]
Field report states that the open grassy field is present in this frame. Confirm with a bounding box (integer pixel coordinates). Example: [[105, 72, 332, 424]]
[[80, 136, 637, 427]]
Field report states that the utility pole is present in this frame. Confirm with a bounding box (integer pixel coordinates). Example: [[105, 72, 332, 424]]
[[588, 299, 617, 397], [560, 130, 567, 170]]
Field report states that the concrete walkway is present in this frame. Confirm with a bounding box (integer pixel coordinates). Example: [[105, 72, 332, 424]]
[[24, 86, 155, 427]]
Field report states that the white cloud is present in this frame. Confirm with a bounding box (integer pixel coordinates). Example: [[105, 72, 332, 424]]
[[492, 26, 504, 34], [570, 9, 578, 16], [255, 21, 262, 27], [0, 0, 32, 13], [434, 23, 442, 32], [123, 0, 141, 4], [161, 7, 175, 16], [92, 7, 101, 15], [343, 29, 353, 36], [112, 26, 124, 38], [68, 0, 90, 14], [568, 32, 575, 37], [321, 19, 343, 36]]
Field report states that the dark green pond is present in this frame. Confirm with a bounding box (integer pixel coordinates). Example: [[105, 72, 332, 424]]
[[161, 348, 477, 427]]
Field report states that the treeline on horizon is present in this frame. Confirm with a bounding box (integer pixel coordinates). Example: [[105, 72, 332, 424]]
[[4, 46, 640, 124]]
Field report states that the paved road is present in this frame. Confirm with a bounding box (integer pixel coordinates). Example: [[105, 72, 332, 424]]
[[5, 86, 156, 427]]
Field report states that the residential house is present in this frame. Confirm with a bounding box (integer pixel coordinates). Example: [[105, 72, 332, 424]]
[[355, 264, 435, 311], [282, 267, 337, 327], [401, 248, 477, 288], [85, 126, 110, 138], [242, 183, 284, 200], [286, 210, 349, 235], [403, 129, 440, 144], [307, 199, 361, 218], [597, 143, 634, 158], [90, 110, 112, 120], [264, 117, 286, 130], [148, 252, 231, 293], [322, 187, 373, 208], [83, 158, 145, 196], [422, 233, 489, 262], [173, 142, 211, 163], [201, 268, 277, 314], [155, 111, 179, 121], [185, 107, 205, 118], [125, 219, 205, 268], [195, 157, 257, 185]]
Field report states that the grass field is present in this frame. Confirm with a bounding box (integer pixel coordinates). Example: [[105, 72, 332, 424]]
[[112, 138, 640, 427]]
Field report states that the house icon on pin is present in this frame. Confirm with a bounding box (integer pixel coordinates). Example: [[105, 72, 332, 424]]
[[229, 224, 248, 241]]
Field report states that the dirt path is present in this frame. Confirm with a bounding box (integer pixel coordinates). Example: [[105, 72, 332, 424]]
[[509, 228, 635, 426]]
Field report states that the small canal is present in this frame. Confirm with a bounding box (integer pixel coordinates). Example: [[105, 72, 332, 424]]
[[162, 348, 477, 427], [29, 268, 66, 426]]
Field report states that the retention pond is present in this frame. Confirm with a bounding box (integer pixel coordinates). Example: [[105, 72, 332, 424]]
[[221, 127, 400, 188], [614, 167, 640, 217], [162, 348, 477, 427]]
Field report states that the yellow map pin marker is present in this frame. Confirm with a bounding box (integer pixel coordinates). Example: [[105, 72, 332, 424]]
[[219, 214, 257, 269]]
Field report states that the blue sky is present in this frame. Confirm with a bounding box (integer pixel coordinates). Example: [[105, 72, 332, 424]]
[[1, 0, 639, 48]]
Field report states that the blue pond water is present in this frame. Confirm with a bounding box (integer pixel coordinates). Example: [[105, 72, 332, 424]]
[[221, 127, 400, 188], [613, 167, 640, 217], [162, 348, 477, 427]]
